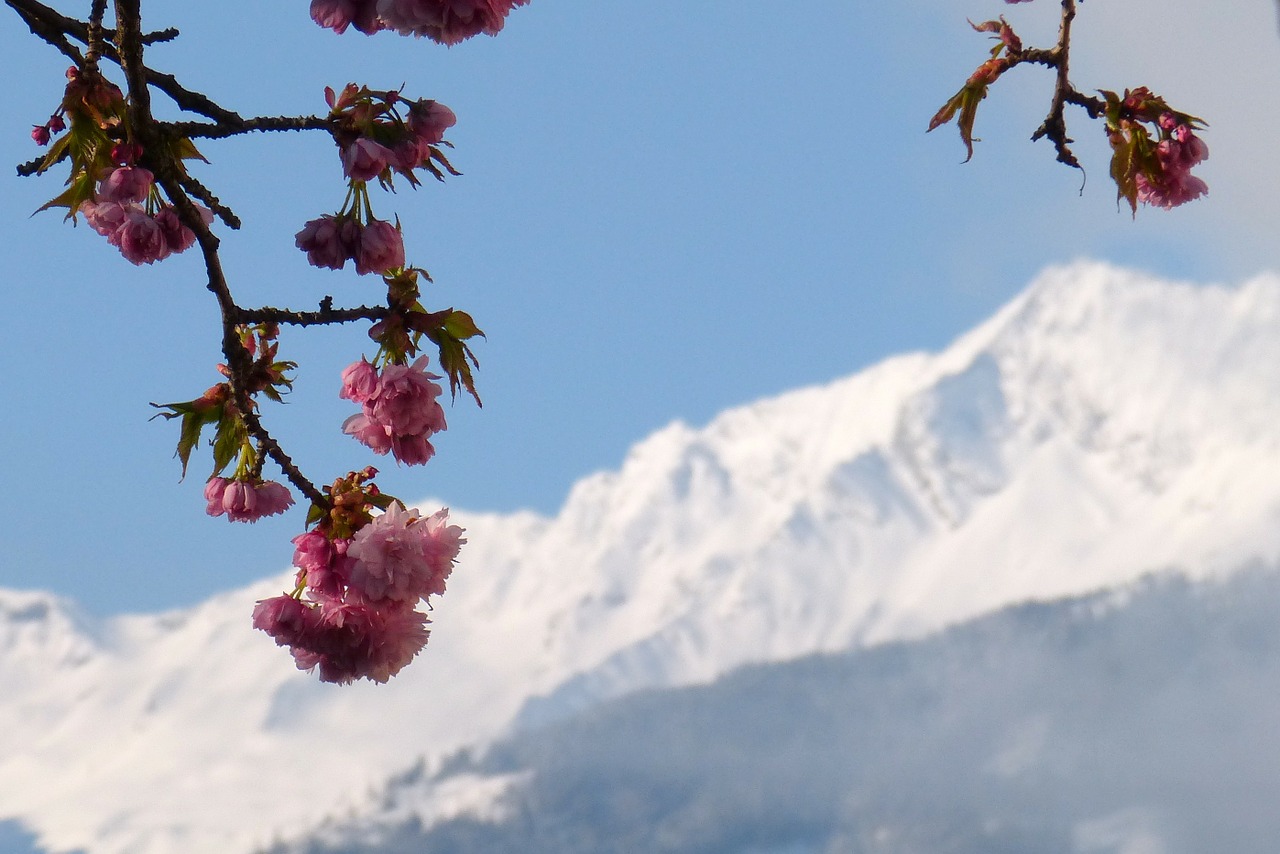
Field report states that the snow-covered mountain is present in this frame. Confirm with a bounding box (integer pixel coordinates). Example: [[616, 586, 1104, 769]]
[[3, 261, 1280, 854], [282, 567, 1280, 854]]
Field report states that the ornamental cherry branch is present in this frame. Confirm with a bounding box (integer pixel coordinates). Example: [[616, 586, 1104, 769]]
[[10, 1, 523, 684], [930, 0, 1209, 212]]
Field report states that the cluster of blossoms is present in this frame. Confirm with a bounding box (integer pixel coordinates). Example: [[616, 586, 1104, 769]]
[[19, 0, 500, 689], [78, 156, 212, 265], [340, 356, 447, 465], [1103, 88, 1208, 211], [31, 68, 209, 265], [30, 112, 65, 146], [295, 85, 456, 275], [311, 0, 530, 45], [932, 7, 1209, 213], [329, 84, 457, 186], [295, 213, 404, 275], [204, 477, 295, 522], [253, 470, 465, 683]]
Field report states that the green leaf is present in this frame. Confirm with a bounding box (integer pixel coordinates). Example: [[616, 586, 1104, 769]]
[[368, 492, 397, 511], [171, 137, 209, 163], [443, 310, 485, 341], [305, 502, 327, 528], [210, 413, 247, 477]]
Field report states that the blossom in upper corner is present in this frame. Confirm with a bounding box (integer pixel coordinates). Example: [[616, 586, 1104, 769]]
[[375, 0, 531, 45], [311, 0, 383, 34], [204, 477, 296, 522], [1103, 89, 1209, 213], [1136, 119, 1209, 210]]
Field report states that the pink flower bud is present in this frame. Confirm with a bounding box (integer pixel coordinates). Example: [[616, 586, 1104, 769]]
[[47, 114, 65, 133], [31, 125, 50, 146]]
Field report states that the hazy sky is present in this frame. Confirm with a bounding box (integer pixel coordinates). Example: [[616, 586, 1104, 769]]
[[2, 0, 1277, 615]]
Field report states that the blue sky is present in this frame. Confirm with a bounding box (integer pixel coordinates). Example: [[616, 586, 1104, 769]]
[[2, 0, 1277, 615]]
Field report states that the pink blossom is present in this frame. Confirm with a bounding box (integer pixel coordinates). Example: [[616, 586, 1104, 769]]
[[311, 0, 359, 32], [354, 218, 405, 275], [295, 215, 353, 270], [221, 480, 257, 520], [1137, 121, 1209, 209], [390, 433, 436, 466], [81, 201, 131, 241], [97, 166, 154, 204], [47, 114, 65, 133], [369, 357, 446, 436], [203, 477, 231, 517], [311, 0, 383, 34], [342, 357, 447, 464], [292, 530, 334, 575], [1136, 170, 1208, 209], [31, 125, 50, 146], [343, 412, 394, 454], [375, 0, 528, 44], [392, 135, 431, 173], [252, 595, 320, 647], [418, 507, 466, 595], [339, 359, 380, 404], [256, 481, 296, 517], [294, 533, 353, 598], [363, 603, 431, 682], [116, 209, 170, 265], [408, 99, 456, 145], [342, 137, 394, 182], [346, 503, 463, 603], [287, 598, 430, 684], [155, 207, 196, 253], [205, 477, 295, 522]]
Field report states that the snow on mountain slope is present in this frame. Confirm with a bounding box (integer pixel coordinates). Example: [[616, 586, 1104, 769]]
[[2, 261, 1279, 854]]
